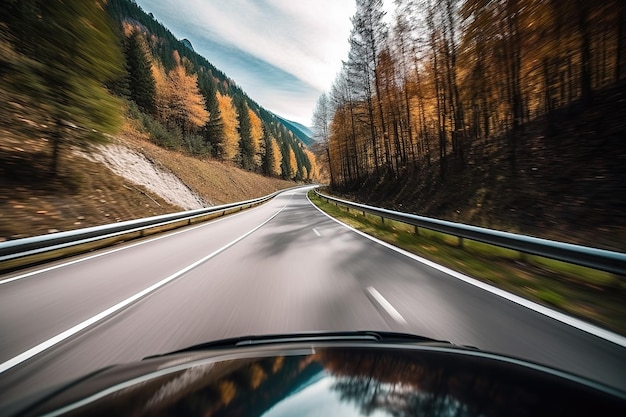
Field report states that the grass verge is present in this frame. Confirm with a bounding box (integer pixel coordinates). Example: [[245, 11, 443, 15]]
[[309, 190, 626, 336]]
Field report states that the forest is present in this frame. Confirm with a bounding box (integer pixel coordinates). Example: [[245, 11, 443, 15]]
[[313, 0, 625, 190], [0, 0, 319, 182]]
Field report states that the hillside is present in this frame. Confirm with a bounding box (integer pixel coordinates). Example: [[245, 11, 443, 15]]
[[0, 0, 319, 240], [319, 0, 625, 254], [105, 0, 318, 181], [333, 84, 626, 253], [0, 118, 295, 241]]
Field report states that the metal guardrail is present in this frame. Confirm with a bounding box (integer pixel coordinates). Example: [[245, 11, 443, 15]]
[[0, 187, 300, 271], [315, 189, 626, 276]]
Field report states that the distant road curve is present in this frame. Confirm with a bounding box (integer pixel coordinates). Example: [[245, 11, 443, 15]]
[[1, 187, 625, 405]]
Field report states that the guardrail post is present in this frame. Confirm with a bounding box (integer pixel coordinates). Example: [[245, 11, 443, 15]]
[[381, 216, 385, 225], [458, 236, 464, 248], [414, 225, 419, 235]]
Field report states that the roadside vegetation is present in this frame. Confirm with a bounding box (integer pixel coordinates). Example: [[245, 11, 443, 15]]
[[0, 119, 295, 241], [309, 190, 626, 335], [310, 0, 625, 253], [0, 0, 309, 240], [1, 0, 320, 182]]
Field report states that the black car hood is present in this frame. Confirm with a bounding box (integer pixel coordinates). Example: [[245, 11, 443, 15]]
[[6, 332, 626, 417]]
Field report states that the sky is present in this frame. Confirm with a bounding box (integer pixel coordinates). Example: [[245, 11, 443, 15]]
[[133, 0, 364, 127]]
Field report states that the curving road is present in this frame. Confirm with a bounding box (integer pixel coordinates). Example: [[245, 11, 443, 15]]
[[1, 186, 625, 405]]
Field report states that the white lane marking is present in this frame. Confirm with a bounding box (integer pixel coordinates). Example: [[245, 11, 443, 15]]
[[366, 286, 408, 324], [0, 196, 284, 286], [306, 192, 626, 348], [0, 196, 293, 375], [312, 228, 321, 237]]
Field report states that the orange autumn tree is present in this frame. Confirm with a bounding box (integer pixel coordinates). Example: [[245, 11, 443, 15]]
[[304, 148, 321, 181], [248, 108, 263, 168], [270, 138, 282, 176], [215, 91, 240, 161], [152, 51, 208, 134], [288, 146, 297, 179]]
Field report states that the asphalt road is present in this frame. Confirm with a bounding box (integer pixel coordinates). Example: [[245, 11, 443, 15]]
[[1, 186, 625, 405]]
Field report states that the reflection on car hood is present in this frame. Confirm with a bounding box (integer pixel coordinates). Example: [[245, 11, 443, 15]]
[[7, 335, 626, 417]]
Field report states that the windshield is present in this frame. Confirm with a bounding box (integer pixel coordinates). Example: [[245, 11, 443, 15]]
[[0, 0, 624, 409]]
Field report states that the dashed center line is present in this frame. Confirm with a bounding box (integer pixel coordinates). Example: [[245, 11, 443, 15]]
[[366, 286, 407, 324], [308, 193, 626, 348], [312, 228, 321, 237]]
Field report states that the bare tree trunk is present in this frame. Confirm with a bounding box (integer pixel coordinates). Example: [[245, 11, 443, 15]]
[[413, 58, 431, 167], [348, 98, 361, 183], [502, 0, 524, 175], [617, 5, 625, 82], [326, 146, 335, 188], [50, 118, 63, 176], [576, 0, 593, 107], [443, 0, 465, 168], [427, 3, 447, 179]]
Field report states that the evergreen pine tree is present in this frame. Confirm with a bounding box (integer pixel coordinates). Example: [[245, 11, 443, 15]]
[[1, 0, 124, 175], [125, 30, 156, 114], [280, 141, 291, 179], [235, 97, 254, 170], [199, 74, 225, 157], [261, 124, 274, 176]]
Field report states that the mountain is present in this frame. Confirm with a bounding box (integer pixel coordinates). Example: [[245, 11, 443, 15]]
[[0, 0, 322, 239], [106, 0, 320, 181], [180, 38, 194, 52], [274, 115, 314, 146]]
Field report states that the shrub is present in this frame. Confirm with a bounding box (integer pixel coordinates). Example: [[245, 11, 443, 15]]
[[141, 114, 180, 150], [183, 133, 210, 156]]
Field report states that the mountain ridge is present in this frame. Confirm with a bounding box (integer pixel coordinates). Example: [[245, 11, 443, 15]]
[[109, 0, 311, 155], [274, 115, 314, 146], [181, 38, 194, 52]]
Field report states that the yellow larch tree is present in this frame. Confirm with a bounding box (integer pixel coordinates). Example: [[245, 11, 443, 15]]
[[215, 91, 240, 161], [248, 108, 263, 167], [151, 62, 169, 121], [304, 148, 320, 181], [288, 146, 297, 179], [168, 64, 208, 133], [270, 138, 282, 176], [152, 52, 208, 134]]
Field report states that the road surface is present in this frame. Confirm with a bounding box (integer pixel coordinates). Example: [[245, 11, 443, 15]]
[[1, 186, 625, 405]]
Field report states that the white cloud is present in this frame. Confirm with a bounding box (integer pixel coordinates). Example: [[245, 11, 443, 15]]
[[134, 1, 393, 124], [141, 0, 355, 92]]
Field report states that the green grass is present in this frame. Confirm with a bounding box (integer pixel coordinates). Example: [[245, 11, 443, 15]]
[[309, 190, 626, 335], [536, 289, 566, 307]]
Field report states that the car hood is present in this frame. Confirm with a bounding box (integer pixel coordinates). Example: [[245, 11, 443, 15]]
[[5, 332, 625, 416]]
